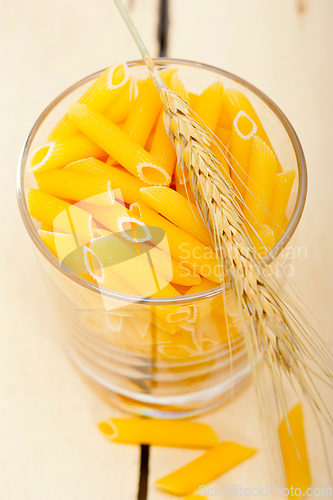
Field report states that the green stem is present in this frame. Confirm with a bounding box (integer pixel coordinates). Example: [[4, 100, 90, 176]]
[[113, 0, 166, 90]]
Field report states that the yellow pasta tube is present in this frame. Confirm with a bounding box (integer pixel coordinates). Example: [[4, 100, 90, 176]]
[[222, 87, 282, 172], [175, 175, 196, 205], [121, 68, 176, 148], [151, 282, 181, 298], [140, 186, 212, 248], [192, 81, 224, 132], [150, 112, 177, 178], [279, 404, 311, 497], [169, 73, 190, 102], [84, 232, 173, 296], [217, 107, 233, 129], [215, 126, 231, 148], [130, 202, 223, 283], [186, 278, 217, 295], [68, 104, 171, 185], [103, 77, 137, 124], [48, 62, 128, 140], [223, 88, 271, 150], [64, 157, 148, 204], [38, 230, 82, 261], [29, 135, 105, 173], [184, 495, 202, 500], [230, 111, 258, 204], [92, 227, 111, 239], [80, 199, 139, 234], [84, 236, 137, 293], [40, 222, 54, 232], [156, 442, 256, 496], [189, 92, 199, 108], [122, 77, 162, 147], [146, 247, 201, 286], [145, 129, 155, 151], [35, 170, 115, 206], [243, 136, 278, 229], [98, 418, 218, 448], [28, 189, 94, 242], [269, 170, 296, 240]]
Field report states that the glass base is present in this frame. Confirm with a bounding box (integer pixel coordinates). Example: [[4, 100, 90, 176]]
[[68, 347, 251, 418]]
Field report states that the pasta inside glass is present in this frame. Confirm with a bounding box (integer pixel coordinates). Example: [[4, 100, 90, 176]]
[[17, 59, 307, 417]]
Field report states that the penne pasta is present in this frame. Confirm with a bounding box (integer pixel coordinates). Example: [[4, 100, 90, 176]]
[[156, 442, 256, 496], [189, 92, 199, 109], [64, 157, 148, 204], [222, 88, 271, 149], [217, 107, 233, 129], [130, 202, 223, 283], [28, 189, 94, 242], [29, 135, 105, 173], [186, 277, 218, 295], [34, 170, 115, 206], [103, 77, 137, 124], [175, 174, 196, 204], [39, 221, 54, 232], [269, 170, 296, 240], [38, 230, 83, 262], [121, 68, 176, 148], [145, 129, 155, 151], [215, 126, 231, 148], [279, 404, 311, 496], [80, 198, 140, 235], [98, 418, 219, 448], [83, 233, 155, 295], [68, 104, 171, 185], [243, 136, 278, 229], [122, 77, 162, 147], [151, 282, 181, 298], [150, 112, 177, 178], [230, 111, 258, 204], [145, 246, 201, 286], [192, 81, 224, 133], [221, 87, 282, 172], [140, 186, 212, 248], [169, 73, 190, 102], [48, 62, 128, 140], [86, 253, 138, 295], [171, 283, 192, 295]]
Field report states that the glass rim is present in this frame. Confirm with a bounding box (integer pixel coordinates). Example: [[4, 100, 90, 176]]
[[16, 57, 307, 306]]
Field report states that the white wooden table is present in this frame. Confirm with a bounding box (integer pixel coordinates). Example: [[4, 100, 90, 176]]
[[0, 0, 332, 498]]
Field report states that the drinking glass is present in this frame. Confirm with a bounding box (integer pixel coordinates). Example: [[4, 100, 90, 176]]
[[17, 59, 307, 417]]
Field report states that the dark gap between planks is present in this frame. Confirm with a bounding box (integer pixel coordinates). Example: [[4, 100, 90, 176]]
[[138, 444, 150, 500], [158, 0, 169, 57], [137, 2, 169, 499]]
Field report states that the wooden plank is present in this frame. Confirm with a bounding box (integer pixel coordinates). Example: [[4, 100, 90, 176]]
[[0, 1, 160, 499]]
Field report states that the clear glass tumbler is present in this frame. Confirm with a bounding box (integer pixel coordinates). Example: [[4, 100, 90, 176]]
[[17, 59, 307, 418]]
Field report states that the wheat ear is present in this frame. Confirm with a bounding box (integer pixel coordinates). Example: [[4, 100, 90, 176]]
[[114, 0, 333, 472]]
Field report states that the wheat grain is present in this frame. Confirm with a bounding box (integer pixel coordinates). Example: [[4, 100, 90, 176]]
[[114, 0, 333, 477]]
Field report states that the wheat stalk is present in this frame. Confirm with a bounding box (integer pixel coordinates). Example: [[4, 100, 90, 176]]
[[114, 0, 333, 473]]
